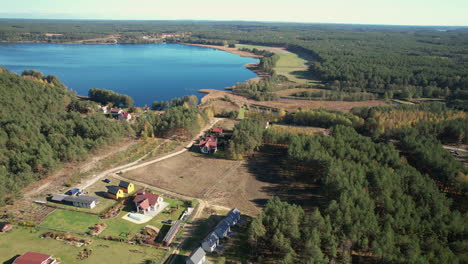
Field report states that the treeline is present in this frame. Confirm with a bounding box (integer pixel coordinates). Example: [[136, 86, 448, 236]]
[[151, 95, 198, 110], [352, 102, 467, 134], [250, 126, 466, 263], [283, 109, 363, 128], [88, 88, 134, 107], [395, 127, 467, 193], [293, 89, 377, 101], [0, 68, 132, 205], [239, 47, 279, 75], [228, 117, 265, 159], [233, 75, 287, 101], [22, 70, 66, 88], [135, 104, 208, 139]]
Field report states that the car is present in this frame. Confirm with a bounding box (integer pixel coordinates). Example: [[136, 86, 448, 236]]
[[103, 179, 111, 183], [161, 220, 173, 224]]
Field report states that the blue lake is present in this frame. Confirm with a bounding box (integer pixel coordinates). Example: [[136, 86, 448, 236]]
[[0, 43, 258, 106]]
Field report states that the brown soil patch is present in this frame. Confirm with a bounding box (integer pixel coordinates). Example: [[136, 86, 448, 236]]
[[123, 146, 322, 216], [199, 89, 388, 112]]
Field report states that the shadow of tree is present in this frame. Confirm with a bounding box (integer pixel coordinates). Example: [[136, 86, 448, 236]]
[[2, 255, 20, 264], [245, 145, 328, 211]]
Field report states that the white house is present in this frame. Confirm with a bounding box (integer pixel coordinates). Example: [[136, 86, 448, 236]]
[[133, 190, 164, 215], [186, 247, 208, 264], [201, 232, 219, 253]]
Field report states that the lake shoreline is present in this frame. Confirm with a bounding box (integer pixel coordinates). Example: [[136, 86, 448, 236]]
[[0, 43, 258, 105]]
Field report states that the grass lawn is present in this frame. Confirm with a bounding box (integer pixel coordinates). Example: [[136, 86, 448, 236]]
[[236, 44, 317, 84], [0, 227, 166, 264], [100, 195, 188, 238], [40, 209, 101, 233]]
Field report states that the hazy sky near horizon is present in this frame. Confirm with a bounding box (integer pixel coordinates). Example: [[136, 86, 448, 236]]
[[1, 0, 467, 26]]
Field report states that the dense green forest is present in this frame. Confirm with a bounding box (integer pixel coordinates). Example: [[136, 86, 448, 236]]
[[247, 125, 466, 263], [225, 101, 468, 263], [1, 19, 467, 103], [0, 68, 133, 205], [88, 88, 134, 107]]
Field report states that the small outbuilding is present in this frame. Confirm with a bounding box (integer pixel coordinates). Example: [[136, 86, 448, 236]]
[[65, 188, 80, 196], [162, 220, 181, 246], [211, 127, 223, 134], [0, 222, 12, 233], [13, 251, 56, 264], [186, 247, 208, 264], [108, 186, 125, 200], [51, 194, 99, 209], [119, 180, 135, 194]]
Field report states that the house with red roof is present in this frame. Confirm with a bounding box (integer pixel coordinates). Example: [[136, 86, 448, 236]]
[[199, 135, 217, 154], [133, 190, 164, 215], [211, 127, 223, 134], [110, 108, 123, 117], [118, 111, 132, 121], [13, 252, 56, 264]]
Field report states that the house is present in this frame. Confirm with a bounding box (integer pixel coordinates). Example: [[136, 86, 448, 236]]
[[119, 180, 135, 193], [214, 220, 230, 239], [199, 135, 217, 154], [51, 194, 99, 209], [186, 247, 208, 264], [118, 112, 132, 121], [13, 252, 56, 264], [162, 220, 181, 246], [225, 208, 241, 226], [107, 186, 125, 200], [133, 190, 164, 214], [211, 127, 223, 134], [110, 108, 123, 117], [0, 222, 12, 232], [99, 105, 109, 114], [201, 232, 219, 253]]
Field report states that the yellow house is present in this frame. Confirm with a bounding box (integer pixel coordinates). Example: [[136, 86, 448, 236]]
[[108, 186, 125, 200], [119, 181, 134, 194]]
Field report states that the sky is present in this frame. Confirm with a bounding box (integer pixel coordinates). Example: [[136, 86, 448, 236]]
[[0, 0, 467, 26]]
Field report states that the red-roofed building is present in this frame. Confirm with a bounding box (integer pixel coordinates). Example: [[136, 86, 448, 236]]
[[199, 135, 217, 154], [13, 252, 56, 264], [133, 190, 164, 215], [118, 111, 132, 121], [211, 127, 223, 134]]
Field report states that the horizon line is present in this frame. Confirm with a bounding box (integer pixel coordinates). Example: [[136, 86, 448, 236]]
[[0, 16, 467, 28]]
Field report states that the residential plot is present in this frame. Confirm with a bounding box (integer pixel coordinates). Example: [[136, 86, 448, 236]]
[[0, 227, 166, 264], [40, 209, 101, 233], [123, 145, 323, 216]]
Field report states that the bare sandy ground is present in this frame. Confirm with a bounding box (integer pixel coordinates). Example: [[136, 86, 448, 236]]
[[199, 89, 388, 112]]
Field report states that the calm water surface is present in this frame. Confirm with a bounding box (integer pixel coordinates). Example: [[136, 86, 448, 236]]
[[0, 43, 258, 105]]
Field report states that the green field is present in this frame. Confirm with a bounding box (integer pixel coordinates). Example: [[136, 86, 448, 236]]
[[0, 227, 166, 264], [41, 209, 101, 233], [236, 44, 317, 84]]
